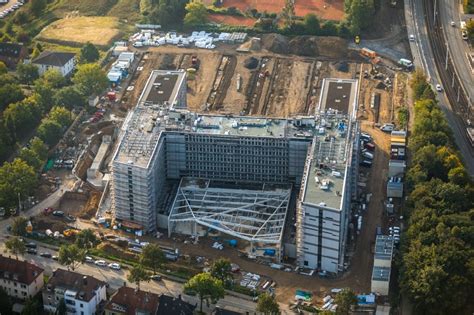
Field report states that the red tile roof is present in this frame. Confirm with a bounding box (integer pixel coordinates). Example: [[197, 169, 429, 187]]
[[46, 269, 106, 302], [0, 255, 44, 285], [105, 286, 160, 315]]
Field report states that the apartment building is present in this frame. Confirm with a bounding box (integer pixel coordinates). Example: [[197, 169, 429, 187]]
[[43, 269, 107, 315], [0, 255, 44, 300]]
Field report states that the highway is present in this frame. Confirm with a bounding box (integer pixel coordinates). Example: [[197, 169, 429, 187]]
[[439, 0, 474, 106], [405, 0, 474, 175]]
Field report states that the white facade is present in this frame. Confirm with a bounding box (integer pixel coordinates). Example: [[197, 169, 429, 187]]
[[35, 57, 75, 76], [0, 271, 44, 300]]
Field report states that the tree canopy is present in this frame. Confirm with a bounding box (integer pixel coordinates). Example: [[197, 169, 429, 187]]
[[80, 42, 100, 63], [54, 86, 86, 109], [5, 236, 26, 259], [184, 1, 208, 26], [73, 63, 108, 96], [127, 265, 149, 290], [184, 272, 225, 313], [75, 229, 99, 250], [140, 243, 165, 274], [334, 288, 357, 315], [210, 258, 233, 286], [16, 63, 39, 85], [0, 160, 37, 208], [58, 244, 85, 271], [256, 293, 280, 315], [400, 71, 474, 314]]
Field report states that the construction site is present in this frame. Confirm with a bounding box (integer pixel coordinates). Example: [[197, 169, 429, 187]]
[[24, 32, 411, 307]]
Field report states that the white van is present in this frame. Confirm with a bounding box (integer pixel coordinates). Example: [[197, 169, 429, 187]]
[[380, 123, 395, 132]]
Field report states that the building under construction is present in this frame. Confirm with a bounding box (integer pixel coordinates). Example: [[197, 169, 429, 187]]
[[112, 70, 359, 273]]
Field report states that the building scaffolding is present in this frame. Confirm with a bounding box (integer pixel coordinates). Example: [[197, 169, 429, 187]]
[[168, 179, 291, 245]]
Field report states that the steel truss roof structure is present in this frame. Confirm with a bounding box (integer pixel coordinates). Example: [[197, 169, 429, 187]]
[[168, 179, 291, 244]]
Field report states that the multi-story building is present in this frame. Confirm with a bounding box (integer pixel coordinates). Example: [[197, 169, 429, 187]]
[[0, 255, 44, 300], [112, 70, 359, 273], [296, 79, 360, 273], [104, 286, 160, 315], [43, 269, 107, 315]]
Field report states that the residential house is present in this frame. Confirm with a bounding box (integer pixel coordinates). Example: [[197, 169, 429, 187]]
[[32, 51, 76, 76], [42, 269, 107, 315], [104, 286, 160, 315], [0, 255, 44, 300], [157, 294, 196, 315], [0, 42, 28, 68]]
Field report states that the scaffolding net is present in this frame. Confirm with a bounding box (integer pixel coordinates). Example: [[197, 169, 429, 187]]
[[168, 178, 291, 244]]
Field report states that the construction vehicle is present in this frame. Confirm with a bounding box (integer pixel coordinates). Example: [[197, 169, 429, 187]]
[[360, 48, 381, 64]]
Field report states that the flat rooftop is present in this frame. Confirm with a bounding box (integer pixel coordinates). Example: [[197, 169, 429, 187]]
[[114, 70, 317, 168], [195, 115, 315, 139], [374, 235, 394, 260], [319, 79, 357, 114], [302, 79, 358, 210], [141, 70, 185, 106], [372, 266, 391, 282]]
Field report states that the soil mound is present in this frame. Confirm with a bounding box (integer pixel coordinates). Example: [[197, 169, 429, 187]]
[[262, 34, 348, 59], [262, 33, 289, 54]]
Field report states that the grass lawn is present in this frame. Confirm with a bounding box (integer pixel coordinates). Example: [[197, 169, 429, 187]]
[[38, 16, 122, 47]]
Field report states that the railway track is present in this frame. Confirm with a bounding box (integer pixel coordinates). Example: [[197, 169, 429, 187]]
[[422, 0, 472, 120]]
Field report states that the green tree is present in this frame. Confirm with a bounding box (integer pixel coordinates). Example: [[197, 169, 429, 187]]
[[20, 297, 39, 315], [210, 258, 233, 286], [3, 98, 39, 139], [42, 69, 66, 88], [18, 147, 43, 170], [37, 119, 63, 146], [0, 83, 24, 111], [73, 63, 108, 96], [256, 293, 280, 315], [29, 0, 46, 17], [466, 19, 474, 40], [75, 229, 98, 250], [80, 42, 100, 63], [140, 243, 165, 274], [49, 106, 73, 128], [11, 217, 28, 236], [54, 86, 86, 109], [16, 63, 39, 85], [0, 61, 7, 74], [0, 287, 12, 315], [57, 298, 67, 315], [33, 80, 54, 113], [0, 73, 17, 86], [184, 1, 208, 26], [58, 244, 85, 271], [127, 265, 149, 291], [29, 137, 48, 160], [184, 273, 225, 313], [303, 13, 320, 35], [334, 288, 357, 315], [0, 160, 37, 209], [5, 236, 26, 259]]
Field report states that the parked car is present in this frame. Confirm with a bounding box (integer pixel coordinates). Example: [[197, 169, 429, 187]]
[[85, 256, 94, 263], [364, 142, 376, 151], [380, 123, 395, 132], [95, 260, 107, 267], [26, 248, 37, 255], [360, 160, 373, 168], [40, 252, 52, 258], [150, 275, 162, 281], [52, 210, 64, 217], [108, 263, 121, 270], [409, 34, 415, 41], [25, 242, 37, 249], [43, 207, 54, 215], [52, 255, 59, 261], [435, 84, 442, 92], [362, 150, 374, 160]]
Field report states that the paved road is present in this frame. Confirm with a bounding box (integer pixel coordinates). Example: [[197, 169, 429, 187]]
[[439, 0, 474, 106], [0, 238, 258, 314], [405, 0, 474, 175]]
